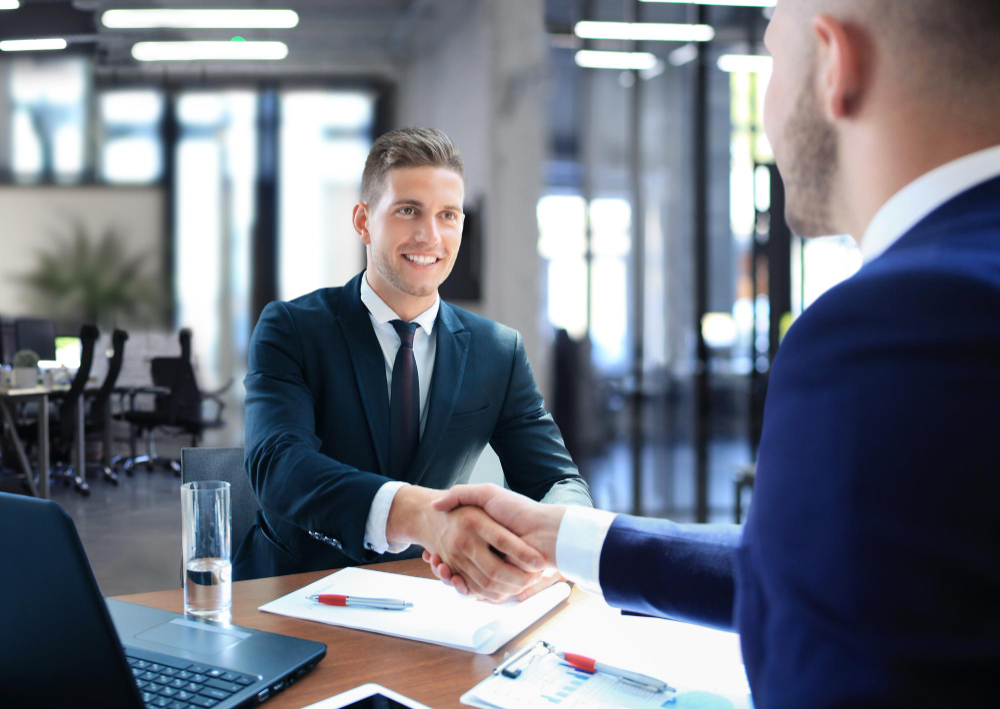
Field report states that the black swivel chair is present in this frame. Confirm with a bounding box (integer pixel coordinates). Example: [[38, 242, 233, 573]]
[[82, 329, 128, 485], [118, 329, 230, 475]]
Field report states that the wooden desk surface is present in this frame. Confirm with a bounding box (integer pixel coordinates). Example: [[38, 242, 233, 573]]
[[112, 558, 604, 708]]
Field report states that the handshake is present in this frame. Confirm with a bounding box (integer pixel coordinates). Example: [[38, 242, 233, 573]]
[[386, 483, 569, 603]]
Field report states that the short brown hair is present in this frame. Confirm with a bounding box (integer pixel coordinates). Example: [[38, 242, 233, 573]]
[[361, 127, 465, 206]]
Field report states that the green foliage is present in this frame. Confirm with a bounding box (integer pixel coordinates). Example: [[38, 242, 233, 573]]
[[20, 222, 165, 330], [12, 350, 39, 369]]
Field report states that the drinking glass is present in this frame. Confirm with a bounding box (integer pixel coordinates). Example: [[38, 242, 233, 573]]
[[181, 481, 232, 623]]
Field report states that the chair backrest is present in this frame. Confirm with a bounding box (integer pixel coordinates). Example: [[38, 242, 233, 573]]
[[180, 447, 259, 559], [90, 329, 128, 425], [58, 325, 99, 444], [150, 357, 201, 422]]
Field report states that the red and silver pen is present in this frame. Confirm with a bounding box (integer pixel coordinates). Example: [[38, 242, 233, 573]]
[[558, 651, 672, 693], [307, 594, 413, 610]]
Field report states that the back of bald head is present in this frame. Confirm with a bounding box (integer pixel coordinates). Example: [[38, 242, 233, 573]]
[[797, 0, 1000, 111]]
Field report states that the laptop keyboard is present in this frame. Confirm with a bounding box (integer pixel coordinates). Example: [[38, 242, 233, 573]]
[[127, 654, 257, 709]]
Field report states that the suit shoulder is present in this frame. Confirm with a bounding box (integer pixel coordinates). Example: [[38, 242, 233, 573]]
[[445, 303, 519, 349]]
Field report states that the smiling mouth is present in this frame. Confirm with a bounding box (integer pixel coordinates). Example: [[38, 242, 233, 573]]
[[403, 254, 440, 266]]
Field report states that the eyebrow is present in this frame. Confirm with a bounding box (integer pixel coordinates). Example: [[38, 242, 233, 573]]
[[391, 199, 464, 213]]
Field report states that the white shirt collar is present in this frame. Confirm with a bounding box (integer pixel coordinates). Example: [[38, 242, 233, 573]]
[[359, 271, 439, 336], [861, 143, 1000, 262]]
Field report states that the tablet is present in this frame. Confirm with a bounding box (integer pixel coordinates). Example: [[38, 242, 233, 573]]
[[301, 683, 432, 709]]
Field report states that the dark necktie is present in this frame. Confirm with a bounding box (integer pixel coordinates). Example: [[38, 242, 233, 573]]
[[389, 320, 420, 479]]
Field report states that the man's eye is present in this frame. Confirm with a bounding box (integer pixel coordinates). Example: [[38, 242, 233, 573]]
[[399, 207, 415, 216], [442, 212, 455, 220]]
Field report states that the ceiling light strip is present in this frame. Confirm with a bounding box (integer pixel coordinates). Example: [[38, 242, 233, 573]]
[[103, 9, 299, 30], [131, 41, 289, 62], [575, 50, 659, 71], [575, 21, 715, 42], [0, 38, 68, 52]]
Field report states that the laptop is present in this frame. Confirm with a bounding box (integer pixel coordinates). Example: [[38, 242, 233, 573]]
[[0, 492, 327, 708]]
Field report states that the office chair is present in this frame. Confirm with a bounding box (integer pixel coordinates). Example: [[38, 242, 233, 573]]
[[118, 329, 230, 475], [180, 447, 260, 582], [17, 325, 100, 496], [83, 329, 128, 485]]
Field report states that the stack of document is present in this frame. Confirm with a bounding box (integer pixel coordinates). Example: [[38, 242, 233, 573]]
[[259, 567, 571, 655]]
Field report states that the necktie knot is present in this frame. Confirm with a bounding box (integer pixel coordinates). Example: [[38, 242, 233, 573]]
[[391, 320, 418, 349]]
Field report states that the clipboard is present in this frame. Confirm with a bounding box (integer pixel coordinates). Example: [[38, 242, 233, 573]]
[[461, 639, 751, 708]]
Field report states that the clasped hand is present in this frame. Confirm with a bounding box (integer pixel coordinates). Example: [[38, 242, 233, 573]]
[[421, 484, 568, 602]]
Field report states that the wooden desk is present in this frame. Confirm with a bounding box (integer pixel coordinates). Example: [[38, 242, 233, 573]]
[[113, 559, 615, 708]]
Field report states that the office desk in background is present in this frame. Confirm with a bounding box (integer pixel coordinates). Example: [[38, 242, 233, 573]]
[[113, 559, 749, 709], [0, 384, 91, 498]]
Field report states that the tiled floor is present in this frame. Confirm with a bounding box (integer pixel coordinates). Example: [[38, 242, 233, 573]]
[[3, 430, 749, 598]]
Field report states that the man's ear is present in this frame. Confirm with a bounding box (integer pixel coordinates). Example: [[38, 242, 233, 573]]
[[352, 202, 371, 245], [812, 13, 863, 121]]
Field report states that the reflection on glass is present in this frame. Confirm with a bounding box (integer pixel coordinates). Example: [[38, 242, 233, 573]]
[[279, 90, 375, 300]]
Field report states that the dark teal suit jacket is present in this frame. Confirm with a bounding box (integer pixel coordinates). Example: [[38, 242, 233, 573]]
[[235, 272, 592, 580]]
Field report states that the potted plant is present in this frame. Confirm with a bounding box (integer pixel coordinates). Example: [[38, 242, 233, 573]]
[[20, 222, 165, 331], [12, 350, 40, 389]]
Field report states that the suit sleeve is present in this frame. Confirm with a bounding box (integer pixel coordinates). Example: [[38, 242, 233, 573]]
[[243, 302, 394, 562], [599, 516, 740, 630], [489, 332, 593, 508]]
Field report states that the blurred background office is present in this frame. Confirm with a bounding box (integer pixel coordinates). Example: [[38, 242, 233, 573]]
[[0, 0, 861, 595]]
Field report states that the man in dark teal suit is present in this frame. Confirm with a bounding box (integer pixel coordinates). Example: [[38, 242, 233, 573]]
[[236, 127, 592, 597]]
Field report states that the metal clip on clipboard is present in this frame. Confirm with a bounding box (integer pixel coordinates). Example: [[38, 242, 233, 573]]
[[493, 640, 554, 679]]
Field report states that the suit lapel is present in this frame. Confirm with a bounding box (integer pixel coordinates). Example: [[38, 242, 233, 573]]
[[337, 273, 391, 477], [409, 302, 470, 485]]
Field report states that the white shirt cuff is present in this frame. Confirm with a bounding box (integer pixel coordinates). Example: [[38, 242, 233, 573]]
[[364, 481, 411, 554], [555, 506, 617, 595]]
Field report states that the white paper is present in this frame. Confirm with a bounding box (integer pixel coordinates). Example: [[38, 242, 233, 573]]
[[258, 567, 571, 654]]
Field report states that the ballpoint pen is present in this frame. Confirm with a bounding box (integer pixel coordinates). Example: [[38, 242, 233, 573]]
[[557, 651, 673, 693], [307, 594, 413, 610]]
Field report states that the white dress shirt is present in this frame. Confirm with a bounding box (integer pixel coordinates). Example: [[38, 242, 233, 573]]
[[360, 272, 439, 554], [554, 143, 1000, 594], [861, 143, 1000, 262]]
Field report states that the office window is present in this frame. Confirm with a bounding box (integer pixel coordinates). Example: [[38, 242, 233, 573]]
[[99, 90, 164, 184], [538, 194, 587, 340], [174, 91, 257, 388], [7, 58, 88, 183], [279, 91, 375, 300], [589, 197, 631, 370]]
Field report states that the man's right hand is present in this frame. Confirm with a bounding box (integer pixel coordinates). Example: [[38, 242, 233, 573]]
[[424, 484, 567, 596], [385, 485, 547, 602]]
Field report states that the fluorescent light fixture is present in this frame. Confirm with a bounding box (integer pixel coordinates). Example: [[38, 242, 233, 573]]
[[102, 9, 298, 29], [132, 40, 289, 62], [0, 38, 68, 52], [717, 54, 773, 73], [641, 0, 775, 6], [575, 50, 658, 71], [0, 0, 20, 10], [574, 21, 714, 43]]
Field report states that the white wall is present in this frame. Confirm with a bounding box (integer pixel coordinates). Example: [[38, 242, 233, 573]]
[[0, 186, 165, 319], [397, 0, 551, 398]]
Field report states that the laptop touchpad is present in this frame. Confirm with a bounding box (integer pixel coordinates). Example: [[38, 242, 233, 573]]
[[137, 618, 252, 654]]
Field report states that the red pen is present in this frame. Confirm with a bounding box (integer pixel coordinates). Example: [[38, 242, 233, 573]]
[[307, 594, 412, 610], [558, 651, 671, 693]]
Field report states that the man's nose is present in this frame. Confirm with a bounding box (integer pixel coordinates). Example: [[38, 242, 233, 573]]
[[413, 215, 441, 245]]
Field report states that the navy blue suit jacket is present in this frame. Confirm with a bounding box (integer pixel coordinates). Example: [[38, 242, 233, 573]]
[[599, 177, 1000, 707], [236, 272, 592, 581]]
